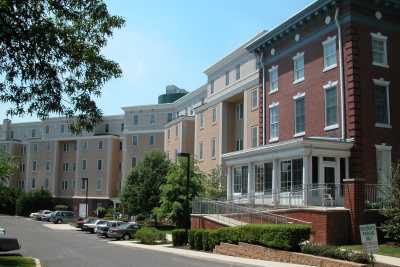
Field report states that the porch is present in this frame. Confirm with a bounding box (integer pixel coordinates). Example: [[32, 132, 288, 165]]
[[223, 137, 353, 208]]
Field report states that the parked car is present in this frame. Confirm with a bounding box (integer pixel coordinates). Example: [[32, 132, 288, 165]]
[[80, 218, 97, 231], [0, 237, 20, 252], [49, 211, 75, 224], [96, 221, 124, 237], [0, 227, 5, 236], [29, 210, 50, 219], [37, 210, 53, 221], [83, 219, 108, 233], [107, 222, 141, 240], [40, 211, 55, 222]]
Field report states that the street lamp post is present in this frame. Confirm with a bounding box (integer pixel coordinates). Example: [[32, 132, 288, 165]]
[[82, 178, 89, 218], [177, 152, 191, 230]]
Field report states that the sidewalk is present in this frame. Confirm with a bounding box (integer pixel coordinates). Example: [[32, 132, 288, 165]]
[[374, 254, 400, 267], [110, 241, 309, 267]]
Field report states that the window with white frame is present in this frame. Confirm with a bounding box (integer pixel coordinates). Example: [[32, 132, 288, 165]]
[[83, 141, 88, 150], [269, 66, 278, 93], [233, 166, 248, 194], [149, 135, 155, 145], [373, 79, 391, 127], [167, 129, 170, 140], [82, 159, 87, 170], [132, 135, 138, 145], [236, 103, 243, 120], [269, 103, 279, 141], [255, 164, 264, 193], [96, 177, 103, 191], [47, 142, 51, 152], [62, 179, 68, 190], [33, 143, 38, 153], [120, 123, 124, 131], [280, 159, 303, 192], [251, 126, 258, 148], [31, 177, 36, 189], [32, 160, 37, 171], [212, 108, 217, 124], [199, 112, 204, 129], [175, 125, 178, 136], [81, 178, 87, 191], [131, 157, 136, 168], [376, 144, 392, 185], [251, 89, 258, 110], [44, 178, 49, 189], [323, 36, 337, 70], [235, 139, 243, 151], [294, 93, 305, 135], [31, 129, 36, 137], [225, 71, 229, 86], [236, 64, 240, 80], [97, 159, 102, 170], [45, 161, 50, 171], [324, 82, 338, 129], [150, 113, 156, 124], [211, 138, 216, 159], [198, 142, 203, 160], [60, 124, 65, 133], [133, 114, 139, 125], [98, 140, 103, 150], [63, 162, 69, 172], [371, 32, 388, 67], [63, 143, 69, 152], [293, 52, 304, 83], [45, 125, 50, 134], [210, 80, 214, 94]]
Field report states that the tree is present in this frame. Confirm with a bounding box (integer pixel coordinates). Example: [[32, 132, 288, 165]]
[[0, 185, 21, 215], [121, 151, 170, 218], [0, 150, 18, 184], [158, 159, 205, 228], [382, 161, 400, 242], [204, 166, 226, 199], [0, 1, 125, 132], [16, 189, 54, 216]]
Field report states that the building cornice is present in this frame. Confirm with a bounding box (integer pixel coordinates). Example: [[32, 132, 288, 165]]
[[164, 115, 195, 129]]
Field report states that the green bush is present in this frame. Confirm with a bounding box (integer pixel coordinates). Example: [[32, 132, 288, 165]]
[[54, 204, 68, 211], [172, 229, 187, 246], [0, 186, 21, 215], [16, 189, 54, 216], [188, 224, 311, 252], [135, 227, 166, 245], [301, 243, 374, 264], [96, 207, 107, 218]]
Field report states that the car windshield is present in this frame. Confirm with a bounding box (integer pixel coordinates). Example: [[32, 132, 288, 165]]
[[117, 223, 130, 229]]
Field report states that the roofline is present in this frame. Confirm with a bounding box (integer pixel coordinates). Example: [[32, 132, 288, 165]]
[[246, 0, 336, 52], [173, 84, 207, 105], [203, 30, 267, 76], [121, 103, 175, 112]]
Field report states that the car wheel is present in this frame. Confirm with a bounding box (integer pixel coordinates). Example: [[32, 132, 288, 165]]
[[56, 219, 62, 224], [105, 234, 108, 238], [122, 233, 130, 240]]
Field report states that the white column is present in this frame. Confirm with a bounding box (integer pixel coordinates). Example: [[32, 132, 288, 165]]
[[226, 166, 232, 200], [303, 156, 310, 206], [272, 159, 280, 205], [248, 163, 255, 205], [335, 157, 341, 201], [318, 156, 324, 184]]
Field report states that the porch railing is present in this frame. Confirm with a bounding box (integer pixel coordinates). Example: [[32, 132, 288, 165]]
[[192, 197, 310, 226], [365, 184, 392, 209]]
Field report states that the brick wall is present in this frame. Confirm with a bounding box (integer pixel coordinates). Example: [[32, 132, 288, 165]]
[[191, 215, 226, 230]]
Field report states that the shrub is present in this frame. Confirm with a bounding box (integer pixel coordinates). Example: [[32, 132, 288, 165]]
[[172, 229, 187, 247], [54, 204, 68, 211], [301, 243, 374, 264], [135, 227, 166, 245], [16, 189, 54, 216], [96, 207, 107, 218], [188, 224, 311, 252], [0, 186, 21, 215]]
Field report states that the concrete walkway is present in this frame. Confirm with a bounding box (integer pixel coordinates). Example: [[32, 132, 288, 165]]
[[374, 254, 400, 267], [110, 241, 309, 267]]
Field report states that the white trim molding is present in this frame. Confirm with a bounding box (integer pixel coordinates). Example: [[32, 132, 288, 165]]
[[370, 32, 389, 68], [322, 35, 337, 72], [293, 92, 306, 100], [323, 80, 338, 89]]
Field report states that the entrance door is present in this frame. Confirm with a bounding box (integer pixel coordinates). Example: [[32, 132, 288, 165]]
[[79, 203, 87, 218], [324, 166, 336, 201]]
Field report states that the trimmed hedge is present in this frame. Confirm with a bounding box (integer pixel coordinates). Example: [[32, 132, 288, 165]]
[[135, 227, 166, 245], [301, 243, 374, 264], [172, 229, 187, 247], [188, 224, 311, 252]]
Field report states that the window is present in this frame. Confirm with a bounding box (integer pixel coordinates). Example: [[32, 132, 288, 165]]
[[9, 130, 13, 139], [83, 141, 88, 150], [198, 142, 203, 160], [211, 138, 216, 159], [72, 162, 76, 171], [31, 129, 36, 137], [251, 126, 258, 148], [233, 166, 248, 194], [212, 108, 217, 124], [269, 103, 279, 141], [131, 157, 136, 168], [105, 124, 109, 133], [294, 93, 305, 135], [60, 124, 65, 133], [376, 144, 392, 185], [47, 142, 51, 152], [293, 52, 304, 83], [235, 139, 243, 151], [149, 135, 155, 145], [175, 125, 179, 137], [323, 36, 337, 70], [45, 161, 50, 171], [251, 89, 258, 110], [32, 160, 37, 171], [82, 159, 87, 170], [45, 125, 50, 134], [236, 103, 243, 120], [255, 164, 264, 193], [199, 112, 204, 129], [97, 160, 102, 170], [373, 79, 391, 127], [63, 143, 69, 152], [167, 129, 171, 140], [280, 159, 303, 192], [371, 32, 388, 67], [133, 114, 139, 125], [269, 66, 279, 93], [167, 113, 173, 122], [44, 178, 49, 189], [264, 162, 273, 192], [150, 113, 155, 124], [96, 177, 103, 191], [32, 178, 36, 189], [236, 64, 240, 80], [324, 82, 338, 129], [119, 141, 122, 150], [33, 143, 38, 153], [62, 179, 68, 190], [120, 123, 124, 132], [63, 162, 69, 172], [132, 135, 138, 145], [98, 140, 103, 150], [225, 71, 229, 86], [210, 80, 214, 95], [81, 178, 87, 191]]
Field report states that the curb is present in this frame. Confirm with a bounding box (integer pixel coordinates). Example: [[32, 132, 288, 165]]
[[33, 257, 42, 267]]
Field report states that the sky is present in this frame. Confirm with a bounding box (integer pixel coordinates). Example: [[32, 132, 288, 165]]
[[0, 0, 314, 123]]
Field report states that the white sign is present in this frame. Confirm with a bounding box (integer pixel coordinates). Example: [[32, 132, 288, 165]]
[[359, 224, 379, 254]]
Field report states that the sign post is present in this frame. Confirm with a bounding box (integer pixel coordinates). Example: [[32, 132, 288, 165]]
[[359, 224, 379, 254]]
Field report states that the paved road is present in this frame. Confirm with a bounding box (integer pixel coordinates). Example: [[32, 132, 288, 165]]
[[0, 215, 251, 267]]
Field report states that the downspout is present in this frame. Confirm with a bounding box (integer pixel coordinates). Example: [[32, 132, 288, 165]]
[[260, 51, 266, 145], [335, 7, 346, 140]]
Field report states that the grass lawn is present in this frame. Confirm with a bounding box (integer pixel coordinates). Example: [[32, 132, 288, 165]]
[[0, 256, 35, 267], [340, 244, 400, 258]]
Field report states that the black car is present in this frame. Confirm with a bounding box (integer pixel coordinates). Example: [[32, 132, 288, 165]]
[[96, 221, 124, 237], [107, 222, 141, 240]]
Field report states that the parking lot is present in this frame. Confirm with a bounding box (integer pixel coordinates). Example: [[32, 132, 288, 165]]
[[1, 215, 257, 267]]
